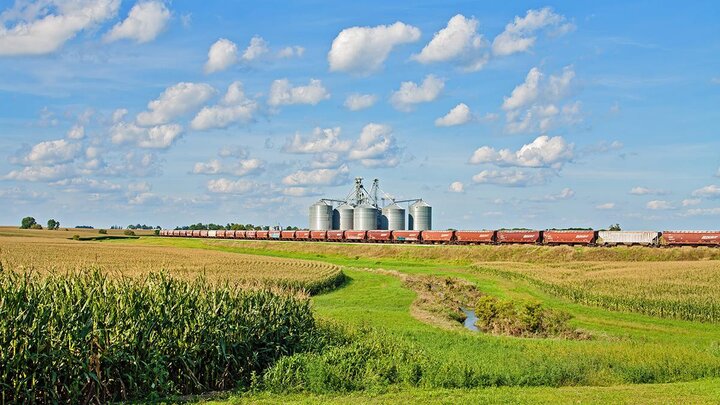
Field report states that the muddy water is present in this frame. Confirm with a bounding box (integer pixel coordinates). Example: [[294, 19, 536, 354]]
[[461, 307, 478, 331]]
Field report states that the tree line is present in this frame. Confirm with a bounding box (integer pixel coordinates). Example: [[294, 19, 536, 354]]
[[174, 223, 300, 231]]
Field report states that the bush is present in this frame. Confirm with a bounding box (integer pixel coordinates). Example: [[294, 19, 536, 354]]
[[154, 229, 160, 236], [123, 229, 135, 236], [98, 229, 107, 234], [30, 223, 43, 230], [0, 271, 317, 403], [72, 234, 80, 240], [474, 296, 585, 339]]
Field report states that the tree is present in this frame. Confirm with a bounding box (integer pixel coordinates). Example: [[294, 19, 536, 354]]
[[20, 216, 36, 229], [47, 219, 60, 230], [609, 223, 622, 231]]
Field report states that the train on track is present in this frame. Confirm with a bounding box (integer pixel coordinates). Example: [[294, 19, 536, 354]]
[[159, 229, 720, 247]]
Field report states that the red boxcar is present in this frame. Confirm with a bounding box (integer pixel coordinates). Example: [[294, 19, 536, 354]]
[[497, 230, 541, 244], [256, 231, 269, 239], [421, 230, 455, 243], [345, 230, 367, 241], [455, 230, 495, 244], [327, 231, 344, 241], [367, 230, 391, 242], [392, 230, 421, 242], [311, 230, 328, 241], [245, 230, 257, 239], [234, 230, 246, 239], [663, 231, 720, 246], [190, 230, 199, 237], [295, 230, 310, 240], [216, 230, 226, 238], [543, 230, 596, 245], [225, 230, 235, 238], [281, 230, 296, 240], [199, 230, 209, 237]]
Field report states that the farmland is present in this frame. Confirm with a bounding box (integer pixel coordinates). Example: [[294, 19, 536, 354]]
[[2, 229, 720, 403]]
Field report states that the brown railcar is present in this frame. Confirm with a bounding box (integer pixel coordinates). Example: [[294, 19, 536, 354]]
[[663, 231, 720, 246], [543, 230, 596, 245], [455, 230, 495, 244], [496, 230, 541, 244]]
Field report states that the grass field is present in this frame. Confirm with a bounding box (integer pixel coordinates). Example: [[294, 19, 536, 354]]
[[3, 230, 720, 403]]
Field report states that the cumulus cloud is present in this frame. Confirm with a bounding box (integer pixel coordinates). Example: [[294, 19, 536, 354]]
[[344, 93, 377, 111], [471, 169, 549, 187], [629, 186, 667, 196], [531, 187, 575, 201], [682, 198, 701, 207], [328, 21, 421, 75], [242, 35, 269, 61], [277, 46, 304, 58], [283, 127, 350, 154], [683, 207, 720, 216], [66, 124, 85, 140], [207, 178, 256, 194], [268, 78, 329, 106], [282, 165, 350, 186], [23, 139, 81, 165], [348, 123, 401, 168], [646, 200, 673, 210], [5, 164, 74, 182], [104, 0, 170, 43], [192, 157, 263, 176], [596, 202, 615, 210], [204, 38, 238, 73], [192, 159, 222, 175], [503, 67, 542, 110], [282, 187, 321, 197], [492, 7, 574, 56], [412, 14, 488, 72], [435, 103, 472, 127], [136, 82, 216, 126], [112, 108, 128, 123], [449, 181, 464, 193], [51, 177, 122, 193], [191, 81, 258, 130], [110, 122, 183, 149], [469, 135, 574, 170], [0, 0, 120, 56], [692, 185, 720, 198], [390, 75, 444, 112]]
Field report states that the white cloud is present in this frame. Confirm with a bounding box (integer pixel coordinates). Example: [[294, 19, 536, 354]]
[[469, 135, 574, 169], [51, 177, 122, 192], [136, 82, 216, 126], [193, 159, 222, 174], [5, 164, 73, 182], [282, 187, 320, 197], [66, 124, 85, 139], [449, 181, 464, 193], [492, 7, 574, 56], [112, 108, 128, 123], [435, 103, 472, 127], [328, 21, 421, 75], [24, 139, 81, 165], [278, 46, 304, 58], [596, 202, 615, 210], [344, 93, 377, 111], [110, 122, 183, 149], [104, 1, 170, 43], [646, 200, 673, 210], [629, 186, 667, 196], [268, 78, 330, 106], [348, 123, 401, 168], [412, 14, 488, 72], [204, 38, 238, 73], [192, 157, 263, 176], [283, 127, 350, 154], [190, 81, 257, 130], [218, 145, 248, 158], [282, 165, 350, 186], [0, 0, 120, 56], [242, 35, 269, 61], [692, 185, 720, 198], [390, 74, 444, 112], [683, 207, 720, 216], [471, 169, 549, 187], [682, 198, 701, 207], [503, 67, 542, 110], [207, 178, 256, 194], [532, 187, 575, 201]]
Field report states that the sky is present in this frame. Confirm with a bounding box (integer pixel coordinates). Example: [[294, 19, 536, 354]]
[[0, 0, 719, 230]]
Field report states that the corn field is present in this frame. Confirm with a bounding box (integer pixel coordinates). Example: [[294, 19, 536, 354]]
[[0, 268, 319, 403], [475, 261, 720, 322]]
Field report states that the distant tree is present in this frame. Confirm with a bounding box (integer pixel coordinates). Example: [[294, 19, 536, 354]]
[[30, 223, 43, 230], [98, 229, 107, 234], [47, 219, 60, 230], [124, 230, 136, 236], [609, 223, 622, 231], [20, 216, 36, 229]]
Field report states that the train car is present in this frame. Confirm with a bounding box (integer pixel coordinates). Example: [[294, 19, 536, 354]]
[[598, 231, 659, 246], [496, 230, 541, 244], [421, 230, 455, 244], [345, 230, 367, 241], [226, 230, 236, 238], [662, 231, 720, 246], [199, 230, 209, 237], [281, 230, 296, 240], [256, 230, 269, 239], [367, 230, 391, 242], [191, 230, 200, 237], [208, 230, 218, 238], [245, 230, 257, 239], [455, 230, 495, 244], [269, 230, 281, 239], [295, 230, 310, 240], [327, 230, 344, 241], [311, 230, 328, 241], [543, 230, 596, 245], [233, 230, 246, 239], [392, 230, 421, 242], [216, 230, 226, 238]]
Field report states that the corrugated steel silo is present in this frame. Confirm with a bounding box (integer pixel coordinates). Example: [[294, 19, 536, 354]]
[[409, 200, 432, 231], [309, 200, 333, 230], [353, 203, 378, 230], [336, 203, 354, 230], [381, 203, 405, 230]]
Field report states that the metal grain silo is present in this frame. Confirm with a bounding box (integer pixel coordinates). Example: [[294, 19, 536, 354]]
[[353, 203, 378, 230], [381, 203, 405, 230], [409, 200, 432, 231], [336, 203, 354, 230], [309, 200, 333, 230]]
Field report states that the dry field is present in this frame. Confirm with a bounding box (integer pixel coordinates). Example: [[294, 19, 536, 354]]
[[0, 236, 343, 292], [0, 226, 157, 238]]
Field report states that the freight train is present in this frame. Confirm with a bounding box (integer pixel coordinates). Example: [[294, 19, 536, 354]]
[[159, 229, 720, 247]]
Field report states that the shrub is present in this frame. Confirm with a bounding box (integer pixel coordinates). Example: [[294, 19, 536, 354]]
[[72, 234, 80, 240], [123, 229, 135, 236], [30, 223, 43, 230], [98, 229, 107, 234], [474, 296, 585, 339], [0, 271, 317, 403]]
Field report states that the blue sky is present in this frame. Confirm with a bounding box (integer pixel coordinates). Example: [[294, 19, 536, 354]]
[[1, 0, 719, 230]]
